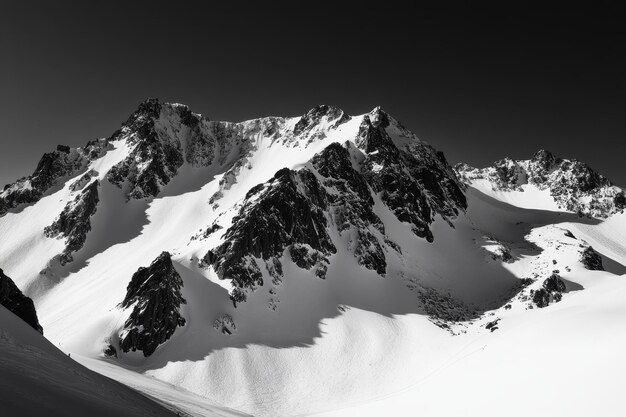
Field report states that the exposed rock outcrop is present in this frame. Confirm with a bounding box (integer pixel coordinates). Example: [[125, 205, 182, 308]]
[[203, 123, 466, 306], [293, 105, 350, 138], [118, 252, 186, 357], [204, 167, 335, 305], [107, 99, 185, 199], [311, 142, 387, 275], [1, 146, 85, 216], [580, 246, 604, 271], [532, 273, 566, 308], [0, 138, 112, 217], [359, 108, 466, 241], [44, 180, 100, 265], [0, 269, 43, 334], [543, 274, 567, 293]]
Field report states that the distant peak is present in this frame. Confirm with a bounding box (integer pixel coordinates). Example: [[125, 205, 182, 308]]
[[293, 104, 348, 136], [139, 97, 160, 105], [168, 102, 189, 109], [303, 104, 345, 118], [56, 145, 71, 154], [532, 149, 555, 162], [368, 106, 389, 128], [134, 98, 162, 118]]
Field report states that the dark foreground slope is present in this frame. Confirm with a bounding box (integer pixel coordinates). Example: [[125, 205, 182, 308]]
[[0, 305, 177, 417]]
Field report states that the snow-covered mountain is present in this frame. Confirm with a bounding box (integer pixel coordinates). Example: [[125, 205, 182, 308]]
[[456, 149, 626, 217], [1, 99, 625, 416]]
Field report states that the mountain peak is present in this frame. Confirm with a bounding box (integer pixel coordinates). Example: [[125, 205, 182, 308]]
[[532, 148, 554, 161], [367, 106, 390, 128], [293, 104, 349, 136], [531, 149, 559, 167], [456, 149, 625, 217], [303, 104, 344, 116], [118, 250, 186, 357], [134, 97, 162, 118]]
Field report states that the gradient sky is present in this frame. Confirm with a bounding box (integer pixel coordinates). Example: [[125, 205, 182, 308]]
[[1, 1, 625, 187]]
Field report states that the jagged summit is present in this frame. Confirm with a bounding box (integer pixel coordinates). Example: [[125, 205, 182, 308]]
[[532, 148, 556, 163], [0, 140, 109, 216], [456, 150, 625, 217], [299, 104, 345, 117], [0, 99, 466, 308]]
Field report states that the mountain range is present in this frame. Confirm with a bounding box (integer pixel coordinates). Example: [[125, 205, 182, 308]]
[[1, 99, 625, 416]]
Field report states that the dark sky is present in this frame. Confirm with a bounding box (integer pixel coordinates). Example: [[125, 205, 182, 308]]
[[1, 1, 625, 187]]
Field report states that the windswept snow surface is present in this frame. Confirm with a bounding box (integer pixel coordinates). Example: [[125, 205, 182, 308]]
[[310, 189, 626, 417], [0, 305, 177, 417], [1, 102, 625, 416]]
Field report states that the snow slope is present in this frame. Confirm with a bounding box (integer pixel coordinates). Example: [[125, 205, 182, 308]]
[[0, 305, 178, 416], [312, 204, 626, 417], [1, 100, 624, 416]]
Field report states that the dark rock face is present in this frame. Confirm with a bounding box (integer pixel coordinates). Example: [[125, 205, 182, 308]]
[[0, 269, 43, 334], [69, 170, 96, 192], [0, 136, 112, 217], [30, 148, 85, 191], [104, 344, 117, 358], [0, 148, 87, 216], [107, 136, 183, 199], [532, 288, 551, 308], [204, 167, 335, 304], [532, 273, 566, 308], [107, 100, 184, 199], [293, 105, 350, 136], [418, 287, 478, 328], [543, 274, 566, 293], [203, 223, 223, 237], [203, 140, 425, 305], [485, 318, 500, 332], [359, 110, 466, 241], [203, 124, 466, 305], [311, 143, 387, 275], [119, 252, 186, 357], [580, 246, 604, 271], [44, 180, 100, 265], [106, 99, 240, 199], [615, 193, 626, 211], [83, 138, 113, 160], [456, 149, 625, 218]]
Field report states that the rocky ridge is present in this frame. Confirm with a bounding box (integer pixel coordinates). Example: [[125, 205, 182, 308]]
[[202, 107, 467, 305], [455, 149, 625, 217], [2, 99, 622, 332], [104, 100, 357, 203], [44, 180, 100, 265], [0, 141, 109, 216]]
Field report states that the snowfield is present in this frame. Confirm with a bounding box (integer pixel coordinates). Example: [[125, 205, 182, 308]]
[[312, 192, 626, 417], [1, 101, 624, 416]]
